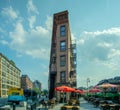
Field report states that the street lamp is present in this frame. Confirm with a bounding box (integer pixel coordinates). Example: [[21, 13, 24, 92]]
[[87, 78, 90, 94]]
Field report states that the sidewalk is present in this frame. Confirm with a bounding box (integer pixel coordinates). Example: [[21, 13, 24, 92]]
[[36, 98, 100, 110], [49, 103, 64, 110], [80, 98, 100, 110], [36, 103, 64, 110]]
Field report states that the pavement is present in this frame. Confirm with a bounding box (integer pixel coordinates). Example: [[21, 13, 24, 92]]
[[80, 98, 100, 110], [36, 98, 100, 110], [0, 97, 101, 110]]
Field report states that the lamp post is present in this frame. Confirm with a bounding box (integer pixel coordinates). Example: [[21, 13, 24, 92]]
[[87, 78, 90, 95]]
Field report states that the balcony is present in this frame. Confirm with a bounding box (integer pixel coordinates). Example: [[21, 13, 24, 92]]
[[70, 43, 76, 49]]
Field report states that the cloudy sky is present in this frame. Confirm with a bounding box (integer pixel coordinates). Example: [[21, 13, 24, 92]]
[[0, 0, 120, 89]]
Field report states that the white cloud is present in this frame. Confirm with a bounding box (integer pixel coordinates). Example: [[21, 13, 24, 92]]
[[84, 27, 120, 36], [78, 27, 120, 61], [77, 27, 120, 87], [77, 39, 85, 45], [27, 0, 39, 15], [71, 33, 76, 42], [0, 40, 9, 45], [9, 16, 51, 59], [43, 72, 49, 76], [28, 16, 36, 28], [10, 22, 26, 46], [2, 6, 18, 19], [25, 48, 49, 59], [32, 26, 49, 36], [45, 16, 53, 31], [1, 3, 52, 60], [108, 49, 120, 58], [97, 42, 112, 48]]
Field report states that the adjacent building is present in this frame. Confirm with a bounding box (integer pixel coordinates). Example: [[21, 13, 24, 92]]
[[48, 10, 77, 100], [33, 80, 41, 91], [21, 75, 33, 89], [0, 53, 21, 97]]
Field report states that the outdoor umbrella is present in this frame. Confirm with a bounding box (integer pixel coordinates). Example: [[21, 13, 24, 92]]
[[97, 83, 118, 98], [97, 83, 118, 88], [55, 85, 75, 103], [55, 85, 75, 92], [74, 89, 84, 94], [89, 88, 103, 93]]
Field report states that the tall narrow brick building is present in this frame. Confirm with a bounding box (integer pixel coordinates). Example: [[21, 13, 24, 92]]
[[48, 10, 77, 100]]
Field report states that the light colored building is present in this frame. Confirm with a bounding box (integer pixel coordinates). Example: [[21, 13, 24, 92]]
[[0, 53, 21, 97], [48, 10, 77, 100], [21, 75, 33, 89]]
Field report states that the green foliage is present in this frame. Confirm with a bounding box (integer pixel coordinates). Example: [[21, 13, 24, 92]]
[[93, 92, 120, 100], [33, 88, 41, 94]]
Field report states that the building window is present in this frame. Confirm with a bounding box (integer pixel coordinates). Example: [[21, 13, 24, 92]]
[[60, 41, 66, 51], [2, 90, 6, 95], [60, 25, 66, 36], [60, 55, 66, 66], [60, 71, 66, 83]]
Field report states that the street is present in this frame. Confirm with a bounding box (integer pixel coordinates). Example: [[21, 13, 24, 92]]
[[0, 97, 101, 110]]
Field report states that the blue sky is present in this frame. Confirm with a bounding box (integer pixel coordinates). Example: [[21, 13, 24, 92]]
[[0, 0, 120, 89]]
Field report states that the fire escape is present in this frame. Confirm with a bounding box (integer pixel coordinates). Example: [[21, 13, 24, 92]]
[[70, 41, 77, 87]]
